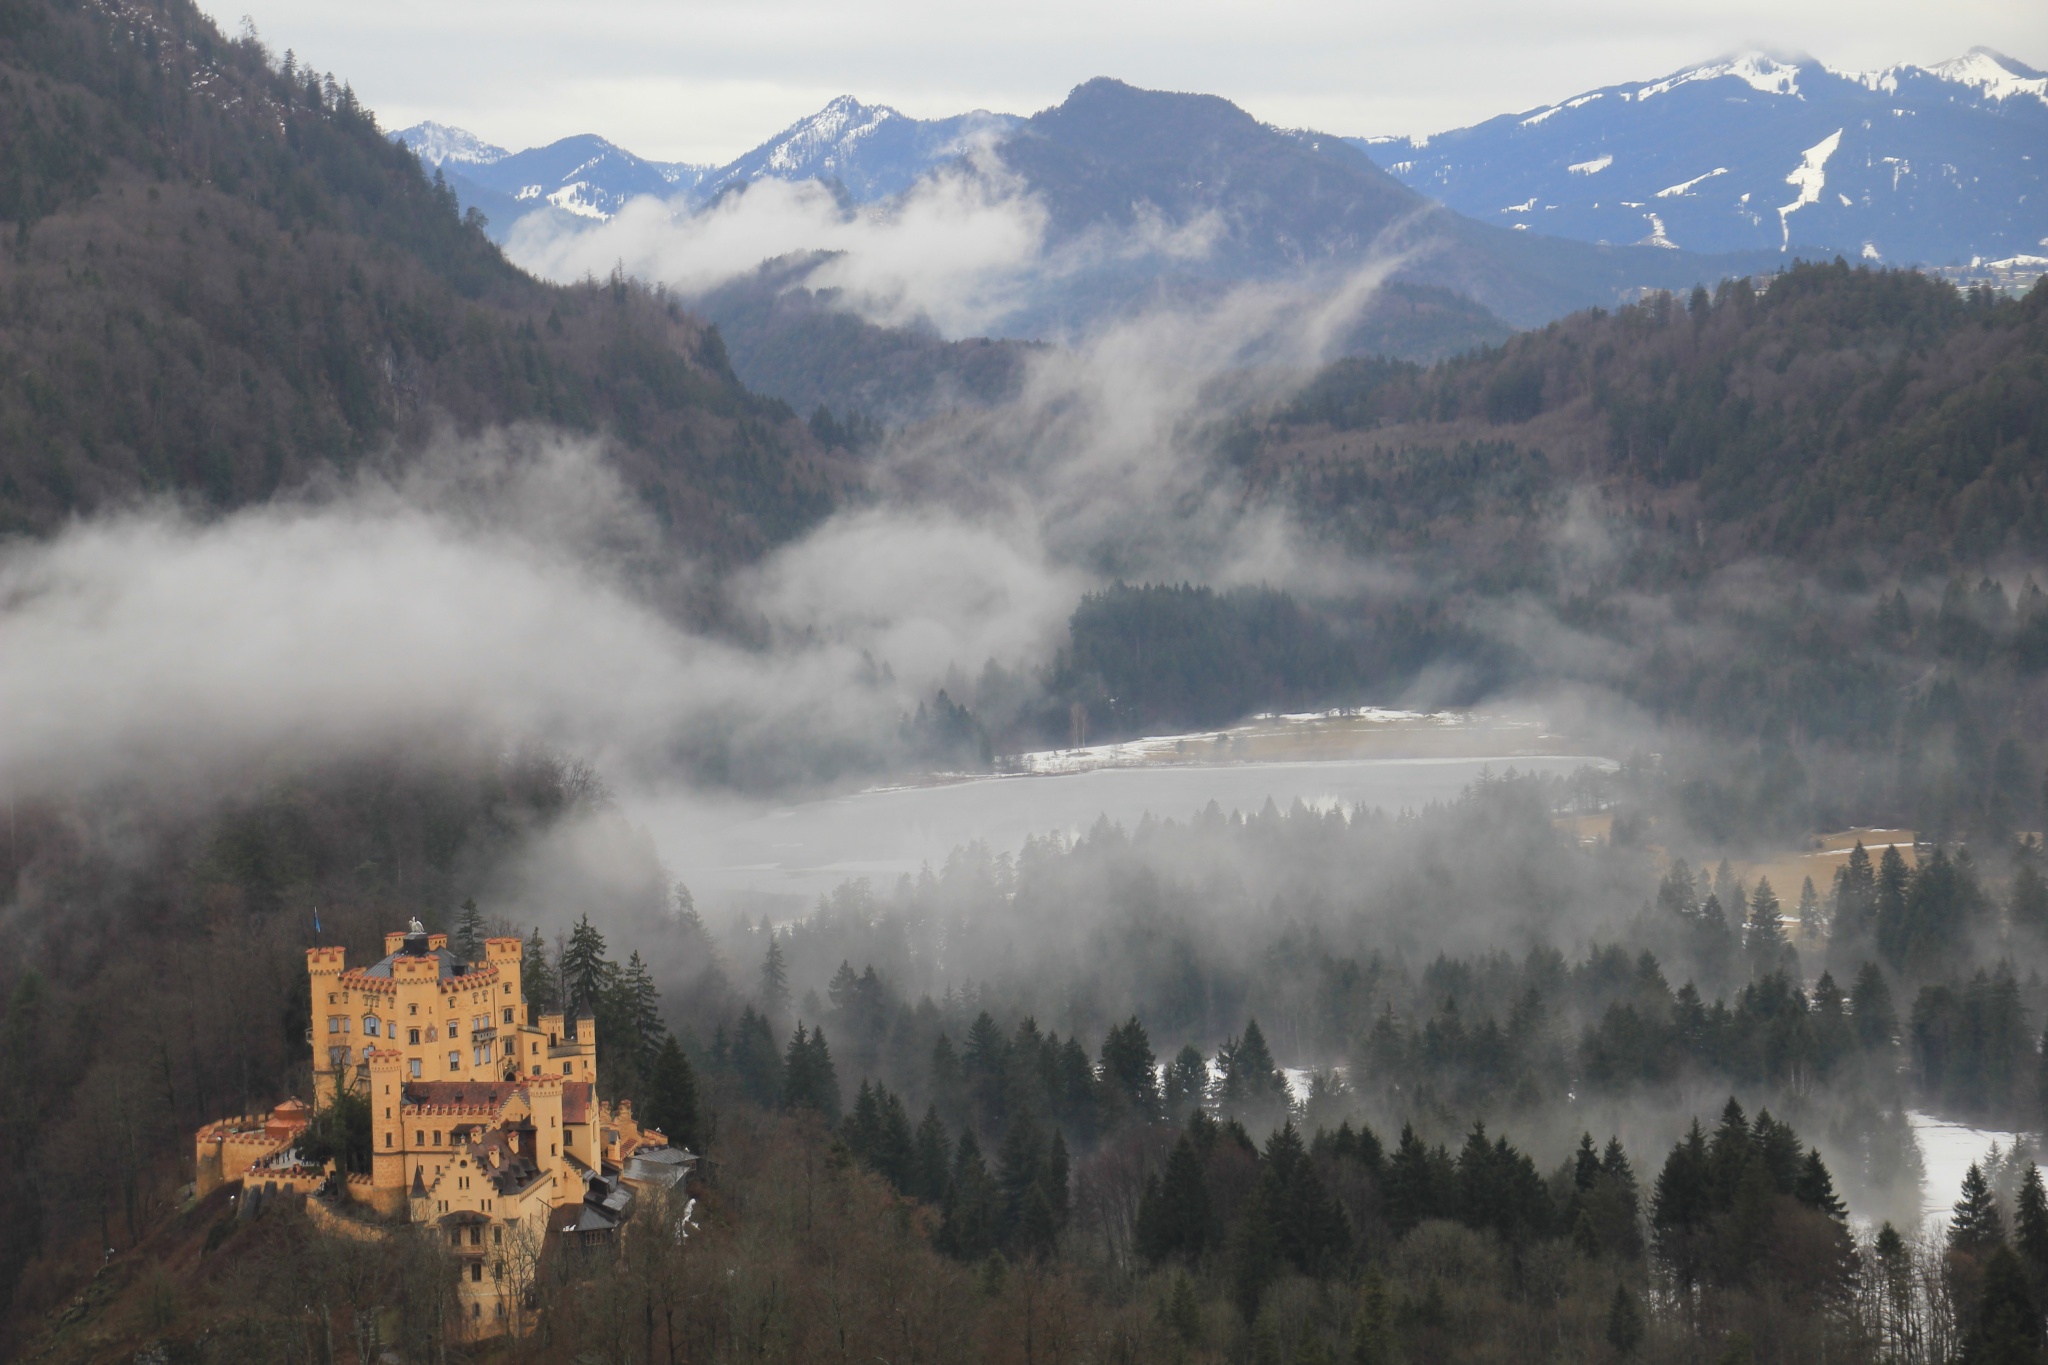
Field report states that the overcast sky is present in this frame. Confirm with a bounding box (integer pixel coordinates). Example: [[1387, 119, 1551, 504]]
[[215, 0, 2048, 164]]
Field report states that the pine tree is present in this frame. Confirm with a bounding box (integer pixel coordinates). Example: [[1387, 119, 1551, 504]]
[[1795, 1148, 1847, 1220], [561, 914, 612, 1015], [452, 898, 486, 961], [912, 1105, 952, 1203], [1164, 1044, 1209, 1116], [1384, 1123, 1442, 1236], [1961, 1245, 2045, 1364], [929, 1032, 967, 1127], [1350, 1268, 1392, 1365], [730, 1005, 780, 1107], [1955, 1163, 2008, 1255], [2016, 1163, 2048, 1278], [1137, 1132, 1215, 1264], [523, 926, 557, 1013], [644, 1034, 700, 1150], [1218, 1018, 1288, 1113], [759, 934, 790, 1019], [621, 951, 662, 1070], [938, 1132, 999, 1260], [1851, 962, 1898, 1049], [1652, 1120, 1712, 1289], [1100, 1016, 1161, 1118], [876, 1088, 916, 1192], [1605, 1283, 1644, 1356], [1166, 1271, 1204, 1347], [1798, 876, 1824, 938], [2014, 864, 2048, 937], [1045, 1128, 1071, 1229]]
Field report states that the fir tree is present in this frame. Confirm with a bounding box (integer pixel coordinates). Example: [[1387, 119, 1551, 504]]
[[1100, 1016, 1161, 1118], [1605, 1283, 1644, 1356], [1217, 1018, 1288, 1112], [1961, 1245, 2045, 1365], [911, 1105, 952, 1203], [561, 913, 612, 1015], [1383, 1123, 1443, 1236], [452, 897, 486, 961], [2014, 863, 2048, 937], [929, 1032, 967, 1127], [1955, 1163, 2008, 1256], [1350, 1268, 1392, 1365], [523, 926, 557, 1013], [1851, 962, 1898, 1049], [938, 1131, 999, 1260], [1652, 1120, 1712, 1289], [759, 934, 790, 1019], [729, 1005, 780, 1107], [644, 1034, 700, 1150], [621, 950, 662, 1070], [1795, 1148, 1847, 1220], [1137, 1131, 1216, 1264], [1165, 1044, 1209, 1116], [781, 1023, 840, 1121], [2016, 1163, 2048, 1278], [1797, 876, 1823, 937]]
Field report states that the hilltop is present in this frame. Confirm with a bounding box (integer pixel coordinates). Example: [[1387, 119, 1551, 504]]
[[0, 0, 846, 555]]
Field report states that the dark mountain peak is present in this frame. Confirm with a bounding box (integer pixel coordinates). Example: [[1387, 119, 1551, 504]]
[[1029, 77, 1273, 155]]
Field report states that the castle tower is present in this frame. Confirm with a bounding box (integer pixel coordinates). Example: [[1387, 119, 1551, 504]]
[[367, 1048, 407, 1190], [484, 937, 524, 1069], [528, 1073, 565, 1195], [307, 946, 349, 1090]]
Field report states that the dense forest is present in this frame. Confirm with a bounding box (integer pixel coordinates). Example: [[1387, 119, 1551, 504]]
[[15, 759, 2048, 1361], [0, 0, 846, 554]]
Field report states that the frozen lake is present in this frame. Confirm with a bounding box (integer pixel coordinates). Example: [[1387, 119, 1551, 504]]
[[632, 753, 1605, 909]]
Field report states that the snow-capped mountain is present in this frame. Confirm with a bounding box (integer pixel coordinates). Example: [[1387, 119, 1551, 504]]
[[391, 120, 509, 168], [391, 125, 704, 231], [390, 99, 1017, 242], [698, 96, 1020, 202], [1356, 48, 2048, 267]]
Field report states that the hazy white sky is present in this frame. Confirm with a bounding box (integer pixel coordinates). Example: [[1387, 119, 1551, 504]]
[[215, 0, 2048, 164]]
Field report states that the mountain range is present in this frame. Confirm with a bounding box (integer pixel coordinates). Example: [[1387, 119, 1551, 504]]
[[396, 46, 2047, 279], [1364, 48, 2048, 267]]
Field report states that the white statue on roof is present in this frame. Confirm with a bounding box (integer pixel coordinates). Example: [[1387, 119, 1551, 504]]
[[409, 916, 425, 935]]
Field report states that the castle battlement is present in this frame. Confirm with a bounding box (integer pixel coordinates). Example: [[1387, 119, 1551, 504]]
[[203, 915, 682, 1343]]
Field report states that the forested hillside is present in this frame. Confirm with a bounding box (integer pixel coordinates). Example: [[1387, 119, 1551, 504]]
[[1254, 263, 2048, 568], [0, 0, 844, 554]]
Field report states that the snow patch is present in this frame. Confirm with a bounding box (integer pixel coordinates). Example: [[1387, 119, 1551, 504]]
[[1638, 53, 1803, 101], [545, 182, 611, 220], [1639, 213, 1678, 249], [1501, 198, 1537, 214], [1840, 49, 2048, 106], [1569, 154, 1613, 176], [390, 121, 509, 167], [1862, 242, 1882, 260], [1777, 128, 1843, 249], [1656, 167, 1728, 198]]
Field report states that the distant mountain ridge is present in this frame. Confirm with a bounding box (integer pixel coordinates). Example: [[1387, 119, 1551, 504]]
[[1358, 48, 2048, 268], [392, 96, 1016, 243]]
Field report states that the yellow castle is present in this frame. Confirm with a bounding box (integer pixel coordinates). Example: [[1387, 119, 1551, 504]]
[[196, 919, 688, 1337]]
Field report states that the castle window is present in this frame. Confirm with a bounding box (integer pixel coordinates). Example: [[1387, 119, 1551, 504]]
[[449, 1051, 460, 1072], [470, 1225, 481, 1245], [448, 1227, 460, 1247], [417, 1130, 426, 1145], [328, 1017, 340, 1034], [493, 1225, 502, 1245], [503, 1008, 513, 1024], [362, 1045, 375, 1062], [409, 1029, 420, 1045], [471, 1263, 482, 1283], [449, 1019, 461, 1037], [385, 1133, 394, 1148], [410, 1059, 422, 1078], [363, 1016, 379, 1037], [410, 1004, 419, 1016]]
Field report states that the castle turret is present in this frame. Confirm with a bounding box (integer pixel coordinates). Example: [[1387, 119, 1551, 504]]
[[307, 946, 349, 1088], [367, 1048, 407, 1196], [484, 937, 524, 1058], [528, 1073, 565, 1193]]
